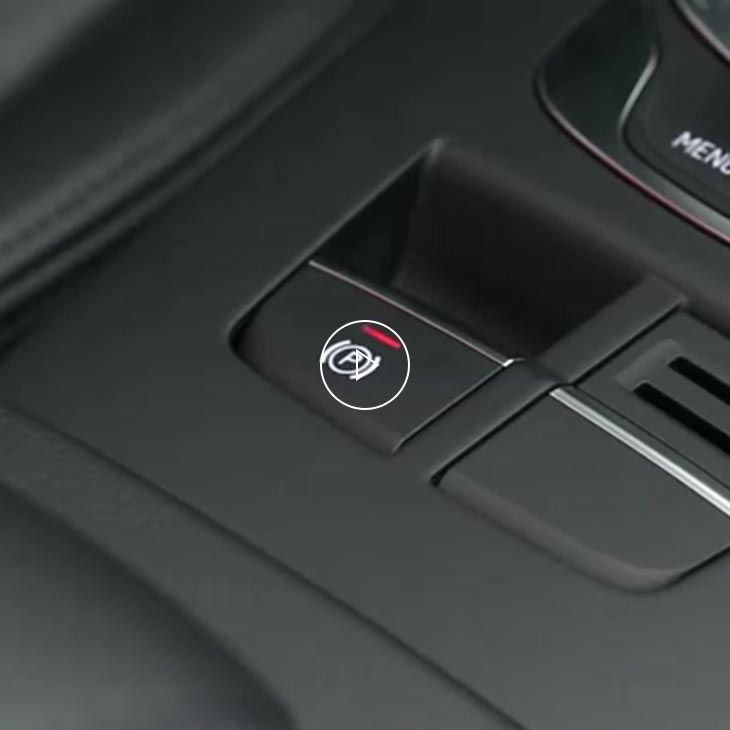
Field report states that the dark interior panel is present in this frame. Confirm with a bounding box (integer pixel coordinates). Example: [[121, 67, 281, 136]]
[[5, 0, 730, 728], [0, 485, 290, 730], [0, 0, 391, 312], [316, 143, 641, 358], [0, 405, 516, 730], [441, 393, 730, 590]]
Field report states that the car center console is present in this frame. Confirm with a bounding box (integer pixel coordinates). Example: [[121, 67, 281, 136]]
[[4, 1, 730, 729], [541, 0, 730, 244]]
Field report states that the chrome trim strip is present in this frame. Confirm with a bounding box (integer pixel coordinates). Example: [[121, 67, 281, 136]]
[[551, 387, 730, 519], [618, 48, 659, 127], [677, 0, 730, 68], [309, 259, 515, 367]]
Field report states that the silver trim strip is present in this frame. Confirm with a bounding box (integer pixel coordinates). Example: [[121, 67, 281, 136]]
[[551, 387, 730, 519], [677, 0, 730, 69], [309, 259, 515, 367], [618, 48, 658, 127]]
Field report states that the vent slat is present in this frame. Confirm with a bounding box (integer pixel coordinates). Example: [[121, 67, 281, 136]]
[[635, 383, 730, 457], [584, 314, 730, 487], [670, 357, 730, 406]]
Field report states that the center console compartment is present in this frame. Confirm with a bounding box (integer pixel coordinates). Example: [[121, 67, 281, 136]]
[[237, 143, 681, 450]]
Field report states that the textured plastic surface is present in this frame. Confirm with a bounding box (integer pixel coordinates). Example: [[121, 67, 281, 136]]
[[0, 486, 289, 730], [0, 405, 517, 730], [441, 396, 730, 589]]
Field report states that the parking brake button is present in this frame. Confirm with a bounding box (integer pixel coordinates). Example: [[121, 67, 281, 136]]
[[237, 266, 499, 452]]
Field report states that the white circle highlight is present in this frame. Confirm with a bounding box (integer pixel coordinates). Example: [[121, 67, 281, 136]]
[[319, 320, 410, 411]]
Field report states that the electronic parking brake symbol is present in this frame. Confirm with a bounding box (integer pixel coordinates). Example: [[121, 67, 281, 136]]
[[319, 320, 410, 411], [321, 340, 381, 381]]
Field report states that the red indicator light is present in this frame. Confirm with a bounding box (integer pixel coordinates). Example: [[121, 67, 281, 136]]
[[362, 324, 401, 349]]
